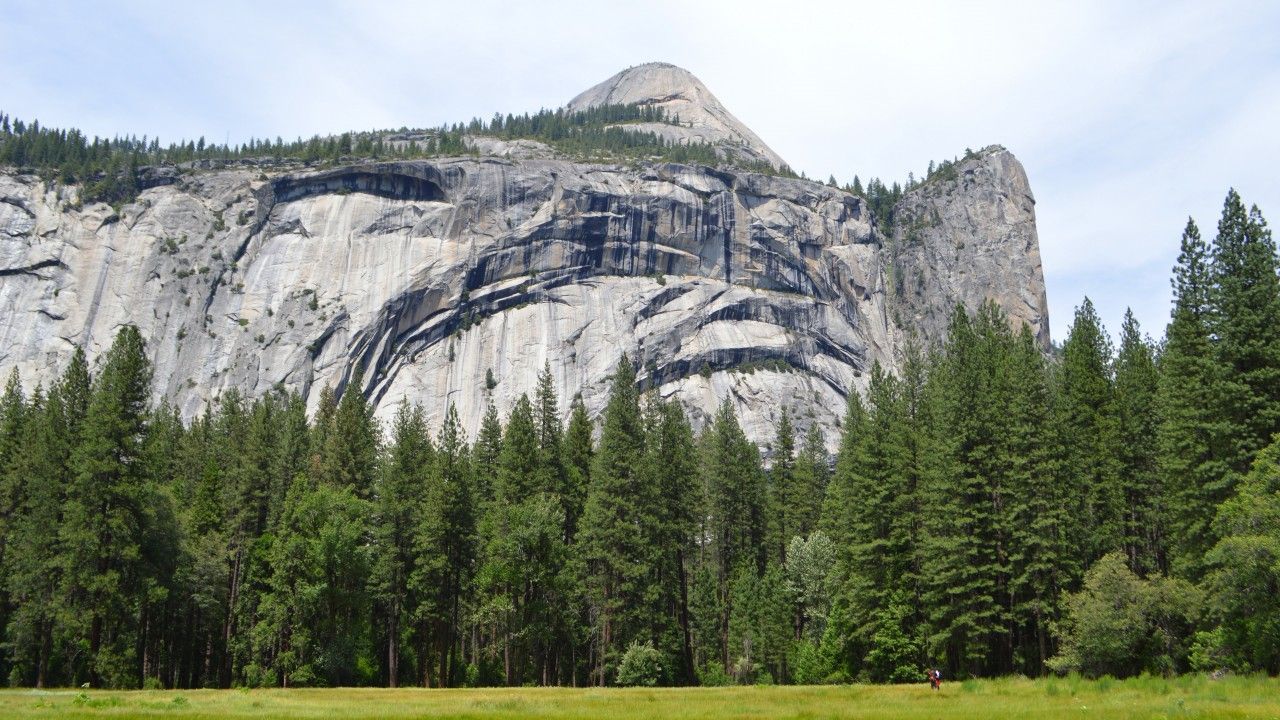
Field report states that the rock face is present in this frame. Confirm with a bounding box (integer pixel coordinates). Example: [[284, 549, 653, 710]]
[[888, 147, 1050, 350], [567, 62, 789, 170], [0, 69, 1048, 450]]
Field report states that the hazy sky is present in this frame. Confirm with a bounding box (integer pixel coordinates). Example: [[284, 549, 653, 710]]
[[4, 0, 1277, 343]]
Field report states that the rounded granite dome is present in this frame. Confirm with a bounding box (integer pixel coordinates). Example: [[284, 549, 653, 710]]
[[566, 62, 787, 170]]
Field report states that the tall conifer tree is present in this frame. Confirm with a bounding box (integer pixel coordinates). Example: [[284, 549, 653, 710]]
[[1209, 191, 1280, 478], [1056, 298, 1120, 566], [60, 326, 155, 687], [766, 409, 798, 564], [561, 396, 593, 544], [1159, 219, 1227, 576], [371, 402, 432, 686], [1112, 310, 1164, 573], [577, 355, 652, 684]]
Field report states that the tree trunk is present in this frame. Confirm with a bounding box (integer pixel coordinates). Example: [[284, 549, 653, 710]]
[[388, 605, 399, 688], [677, 548, 695, 685], [504, 629, 512, 686], [89, 613, 103, 687], [141, 608, 151, 683], [421, 637, 434, 687], [36, 619, 49, 688], [222, 545, 243, 687]]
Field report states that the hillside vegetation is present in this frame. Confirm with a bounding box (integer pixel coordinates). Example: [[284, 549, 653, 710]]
[[0, 104, 791, 208]]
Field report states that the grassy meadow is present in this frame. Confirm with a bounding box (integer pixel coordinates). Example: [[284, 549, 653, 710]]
[[0, 675, 1277, 719]]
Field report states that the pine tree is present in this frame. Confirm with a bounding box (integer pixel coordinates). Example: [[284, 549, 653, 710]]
[[920, 305, 1014, 677], [309, 385, 337, 478], [702, 399, 767, 670], [3, 383, 65, 687], [269, 392, 311, 529], [480, 385, 571, 685], [645, 399, 700, 684], [534, 362, 564, 503], [821, 392, 868, 552], [793, 424, 828, 541], [257, 474, 371, 687], [472, 401, 503, 508], [766, 409, 798, 564], [561, 395, 592, 544], [1159, 218, 1228, 576], [825, 356, 927, 677], [411, 405, 474, 686], [136, 400, 184, 687], [1056, 297, 1121, 566], [1209, 191, 1280, 479], [726, 564, 792, 682], [0, 368, 26, 681], [251, 472, 310, 687], [371, 402, 432, 687], [498, 395, 539, 500], [1003, 325, 1067, 674], [323, 367, 380, 498], [59, 347, 92, 443], [834, 364, 900, 656], [577, 355, 652, 684], [59, 325, 154, 687], [1112, 310, 1164, 574], [558, 394, 594, 683], [209, 388, 272, 688]]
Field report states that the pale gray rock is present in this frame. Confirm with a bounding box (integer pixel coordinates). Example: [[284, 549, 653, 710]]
[[0, 146, 1047, 452], [567, 62, 789, 170], [463, 135, 555, 160], [0, 67, 1050, 452], [887, 146, 1050, 349]]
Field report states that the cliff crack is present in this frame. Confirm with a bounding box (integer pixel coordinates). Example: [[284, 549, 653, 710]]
[[0, 258, 68, 279]]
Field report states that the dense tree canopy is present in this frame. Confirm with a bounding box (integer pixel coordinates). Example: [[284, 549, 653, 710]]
[[0, 190, 1275, 688]]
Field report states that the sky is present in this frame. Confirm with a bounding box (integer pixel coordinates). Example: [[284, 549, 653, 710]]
[[3, 0, 1278, 343]]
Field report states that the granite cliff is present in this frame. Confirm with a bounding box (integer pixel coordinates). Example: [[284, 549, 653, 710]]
[[0, 63, 1047, 447]]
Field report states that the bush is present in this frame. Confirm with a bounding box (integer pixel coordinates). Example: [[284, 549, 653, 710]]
[[1048, 552, 1199, 677], [698, 661, 733, 687], [791, 640, 833, 685], [287, 664, 316, 687], [616, 641, 663, 687], [1188, 627, 1242, 674], [240, 663, 272, 689], [823, 669, 852, 684], [731, 656, 760, 685]]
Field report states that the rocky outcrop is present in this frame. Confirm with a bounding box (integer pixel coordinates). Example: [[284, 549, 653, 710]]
[[887, 146, 1049, 349], [567, 62, 789, 170], [0, 69, 1049, 450]]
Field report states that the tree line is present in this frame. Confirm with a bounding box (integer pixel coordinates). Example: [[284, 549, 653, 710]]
[[0, 190, 1276, 688], [834, 148, 978, 235], [0, 104, 793, 209]]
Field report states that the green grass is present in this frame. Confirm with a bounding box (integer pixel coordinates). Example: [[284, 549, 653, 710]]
[[0, 675, 1277, 719]]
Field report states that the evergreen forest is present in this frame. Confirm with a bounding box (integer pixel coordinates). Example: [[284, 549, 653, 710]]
[[0, 190, 1276, 690], [0, 104, 789, 209]]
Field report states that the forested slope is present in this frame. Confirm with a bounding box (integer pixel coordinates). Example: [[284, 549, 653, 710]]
[[0, 190, 1274, 689]]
